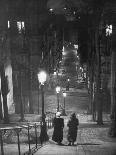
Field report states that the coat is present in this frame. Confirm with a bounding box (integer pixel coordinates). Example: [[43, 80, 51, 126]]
[[52, 117, 64, 143], [67, 117, 79, 142]]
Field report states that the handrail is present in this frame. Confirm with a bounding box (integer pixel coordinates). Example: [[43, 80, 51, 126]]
[[0, 116, 54, 155]]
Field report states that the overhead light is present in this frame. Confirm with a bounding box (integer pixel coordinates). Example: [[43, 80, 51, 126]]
[[49, 8, 53, 12], [77, 55, 79, 58], [62, 51, 67, 56], [64, 7, 67, 10], [62, 46, 64, 52], [8, 21, 10, 28], [106, 24, 112, 36], [74, 44, 78, 49], [54, 71, 57, 75]]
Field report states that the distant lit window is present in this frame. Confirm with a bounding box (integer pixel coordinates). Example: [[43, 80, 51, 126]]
[[62, 46, 64, 52], [50, 49, 52, 55], [74, 44, 78, 49], [80, 67, 83, 72], [49, 8, 53, 13], [106, 24, 112, 36], [54, 71, 57, 75], [22, 22, 25, 29], [84, 73, 86, 78], [62, 51, 66, 56], [8, 21, 10, 28], [17, 21, 25, 33]]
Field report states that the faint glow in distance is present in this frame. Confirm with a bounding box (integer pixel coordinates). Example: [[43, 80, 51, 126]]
[[54, 71, 57, 75], [8, 21, 10, 28], [56, 86, 61, 93], [106, 24, 112, 36], [63, 92, 66, 97], [74, 44, 78, 49], [38, 71, 47, 85], [17, 21, 25, 33]]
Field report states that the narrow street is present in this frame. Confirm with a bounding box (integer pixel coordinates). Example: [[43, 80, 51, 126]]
[[0, 1, 116, 155]]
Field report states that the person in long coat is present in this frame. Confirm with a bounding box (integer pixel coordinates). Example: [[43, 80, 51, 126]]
[[52, 112, 64, 145], [67, 113, 79, 145]]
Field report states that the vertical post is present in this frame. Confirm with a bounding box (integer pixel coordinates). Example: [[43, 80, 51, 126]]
[[28, 44, 33, 114], [35, 123, 38, 148], [95, 27, 103, 125], [41, 85, 44, 120], [38, 83, 39, 114], [40, 84, 48, 143], [16, 129, 21, 155], [0, 130, 4, 155], [62, 92, 67, 116], [0, 91, 3, 120], [56, 86, 60, 112], [28, 124, 31, 153], [64, 97, 65, 111], [57, 93, 59, 112], [38, 71, 48, 143], [20, 71, 24, 121], [1, 64, 9, 123]]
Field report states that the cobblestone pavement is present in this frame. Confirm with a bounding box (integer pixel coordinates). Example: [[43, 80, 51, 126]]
[[34, 117, 116, 155]]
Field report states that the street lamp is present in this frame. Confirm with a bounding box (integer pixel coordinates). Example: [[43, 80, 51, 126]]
[[66, 78, 70, 91], [56, 86, 61, 112], [37, 71, 48, 143], [62, 92, 67, 116]]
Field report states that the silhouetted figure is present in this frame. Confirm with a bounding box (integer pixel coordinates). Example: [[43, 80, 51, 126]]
[[52, 112, 64, 145], [67, 113, 79, 145]]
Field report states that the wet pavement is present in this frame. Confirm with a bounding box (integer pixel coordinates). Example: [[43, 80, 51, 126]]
[[34, 117, 116, 155]]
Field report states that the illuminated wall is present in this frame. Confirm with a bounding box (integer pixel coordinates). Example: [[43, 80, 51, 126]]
[[5, 59, 14, 114]]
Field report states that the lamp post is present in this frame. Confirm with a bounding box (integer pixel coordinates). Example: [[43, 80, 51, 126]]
[[38, 71, 48, 143], [56, 86, 61, 112], [62, 92, 67, 116], [66, 78, 70, 91]]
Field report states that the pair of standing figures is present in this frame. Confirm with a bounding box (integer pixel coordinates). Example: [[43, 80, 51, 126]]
[[52, 112, 79, 146]]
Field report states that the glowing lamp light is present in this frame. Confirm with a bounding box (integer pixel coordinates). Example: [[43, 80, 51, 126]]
[[56, 86, 61, 93], [77, 55, 79, 58], [106, 24, 112, 36], [63, 92, 66, 97], [74, 44, 78, 49], [38, 71, 47, 85], [8, 21, 10, 28], [62, 46, 64, 52], [54, 71, 57, 75], [49, 8, 53, 12], [67, 78, 70, 82]]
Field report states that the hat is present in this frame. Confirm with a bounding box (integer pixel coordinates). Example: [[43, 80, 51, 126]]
[[56, 112, 61, 117]]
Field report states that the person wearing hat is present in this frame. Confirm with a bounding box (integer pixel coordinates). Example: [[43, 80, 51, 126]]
[[52, 112, 64, 145], [67, 113, 79, 146]]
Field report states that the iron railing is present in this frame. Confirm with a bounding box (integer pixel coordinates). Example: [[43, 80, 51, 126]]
[[0, 115, 54, 155]]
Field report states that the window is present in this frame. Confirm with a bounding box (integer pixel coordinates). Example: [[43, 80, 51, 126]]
[[106, 24, 112, 36], [17, 21, 25, 33], [8, 21, 10, 28]]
